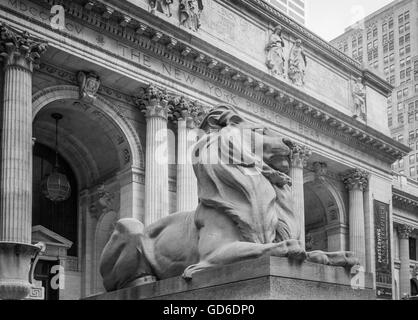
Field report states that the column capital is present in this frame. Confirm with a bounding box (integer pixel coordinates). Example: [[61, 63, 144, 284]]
[[342, 169, 369, 191], [135, 84, 170, 120], [397, 224, 414, 239], [290, 144, 311, 168], [0, 22, 48, 71], [169, 96, 208, 129]]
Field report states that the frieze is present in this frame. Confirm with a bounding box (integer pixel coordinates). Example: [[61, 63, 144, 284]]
[[6, 0, 406, 163]]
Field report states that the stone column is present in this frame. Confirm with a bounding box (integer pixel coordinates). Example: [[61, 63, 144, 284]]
[[289, 145, 311, 248], [118, 167, 144, 221], [0, 24, 48, 300], [397, 224, 414, 299], [342, 169, 369, 267], [138, 85, 170, 226], [170, 97, 204, 212]]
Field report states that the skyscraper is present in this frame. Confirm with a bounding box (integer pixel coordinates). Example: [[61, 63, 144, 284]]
[[331, 0, 418, 180], [264, 0, 306, 25]]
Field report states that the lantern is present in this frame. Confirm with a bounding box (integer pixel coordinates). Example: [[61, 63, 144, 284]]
[[41, 113, 71, 202]]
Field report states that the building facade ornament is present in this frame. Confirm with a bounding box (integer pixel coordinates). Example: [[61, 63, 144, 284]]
[[352, 77, 367, 121], [290, 144, 312, 168], [136, 84, 170, 120], [288, 39, 307, 86], [313, 162, 328, 181], [179, 0, 204, 32], [149, 0, 173, 17], [397, 224, 414, 239], [342, 169, 369, 191], [266, 25, 286, 78], [77, 71, 101, 102], [89, 184, 115, 220], [169, 96, 208, 129], [0, 22, 48, 71]]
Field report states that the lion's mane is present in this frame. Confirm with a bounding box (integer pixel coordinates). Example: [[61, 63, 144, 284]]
[[193, 105, 300, 244]]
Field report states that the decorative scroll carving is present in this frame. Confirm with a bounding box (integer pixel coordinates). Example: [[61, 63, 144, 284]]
[[0, 22, 48, 71], [342, 169, 369, 191], [288, 39, 307, 86], [266, 25, 286, 78], [77, 71, 101, 102], [135, 84, 170, 120], [169, 96, 209, 128], [397, 224, 414, 239], [179, 0, 204, 32], [290, 144, 312, 168], [352, 77, 367, 121]]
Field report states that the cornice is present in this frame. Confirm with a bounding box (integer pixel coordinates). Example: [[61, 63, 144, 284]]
[[393, 187, 418, 208], [13, 0, 408, 163]]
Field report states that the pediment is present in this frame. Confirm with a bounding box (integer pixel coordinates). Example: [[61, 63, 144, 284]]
[[32, 225, 73, 249]]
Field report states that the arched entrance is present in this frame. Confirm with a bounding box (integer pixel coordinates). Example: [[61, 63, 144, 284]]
[[304, 173, 348, 253], [31, 85, 144, 298]]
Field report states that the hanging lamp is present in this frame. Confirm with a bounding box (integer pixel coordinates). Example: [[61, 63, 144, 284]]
[[41, 113, 71, 202]]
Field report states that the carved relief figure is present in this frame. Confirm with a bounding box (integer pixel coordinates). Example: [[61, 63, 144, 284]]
[[288, 39, 307, 86], [352, 77, 367, 120], [99, 105, 359, 292], [179, 0, 204, 31], [266, 26, 286, 77], [149, 0, 173, 17]]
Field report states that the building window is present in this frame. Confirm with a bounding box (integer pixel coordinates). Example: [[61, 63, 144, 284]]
[[403, 88, 409, 97], [409, 131, 415, 141], [410, 167, 416, 176], [399, 158, 405, 167], [397, 91, 403, 100]]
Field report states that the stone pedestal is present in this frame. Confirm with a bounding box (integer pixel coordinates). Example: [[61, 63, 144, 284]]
[[0, 242, 43, 300], [86, 256, 375, 300]]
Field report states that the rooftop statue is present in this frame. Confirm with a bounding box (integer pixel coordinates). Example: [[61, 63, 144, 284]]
[[100, 105, 359, 292]]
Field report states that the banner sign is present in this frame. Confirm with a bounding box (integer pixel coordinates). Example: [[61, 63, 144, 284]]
[[374, 200, 393, 299]]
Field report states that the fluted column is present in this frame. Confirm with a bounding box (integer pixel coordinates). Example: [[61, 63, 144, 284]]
[[397, 224, 414, 299], [0, 24, 47, 244], [170, 98, 206, 212], [138, 85, 170, 226], [0, 23, 48, 300], [342, 169, 369, 267], [289, 145, 311, 247]]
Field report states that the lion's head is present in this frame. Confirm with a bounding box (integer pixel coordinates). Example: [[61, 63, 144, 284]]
[[192, 105, 300, 244]]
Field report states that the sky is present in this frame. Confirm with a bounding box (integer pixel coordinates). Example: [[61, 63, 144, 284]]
[[306, 0, 396, 41]]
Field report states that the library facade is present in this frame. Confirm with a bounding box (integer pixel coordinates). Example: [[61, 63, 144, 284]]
[[0, 0, 417, 300]]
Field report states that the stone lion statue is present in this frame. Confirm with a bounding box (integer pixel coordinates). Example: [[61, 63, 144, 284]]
[[100, 105, 359, 292]]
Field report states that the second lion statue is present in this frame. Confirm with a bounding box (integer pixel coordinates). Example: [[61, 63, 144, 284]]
[[100, 105, 359, 292]]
